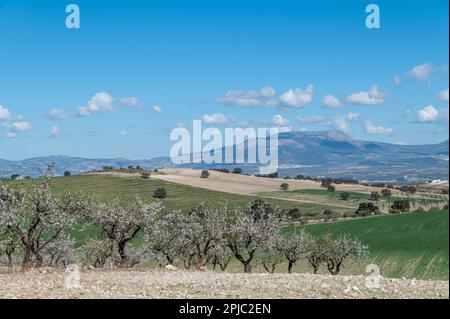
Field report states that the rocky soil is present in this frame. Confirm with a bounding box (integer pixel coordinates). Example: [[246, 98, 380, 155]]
[[0, 268, 448, 299]]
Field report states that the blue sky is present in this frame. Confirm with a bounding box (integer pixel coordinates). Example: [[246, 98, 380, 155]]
[[0, 0, 448, 160]]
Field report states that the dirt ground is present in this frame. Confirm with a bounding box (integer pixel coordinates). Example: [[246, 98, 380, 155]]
[[151, 168, 395, 195], [0, 268, 447, 299]]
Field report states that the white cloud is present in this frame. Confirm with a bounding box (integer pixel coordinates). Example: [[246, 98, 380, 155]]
[[409, 63, 433, 81], [201, 113, 230, 124], [77, 92, 115, 116], [151, 105, 162, 113], [218, 86, 276, 107], [346, 112, 360, 122], [393, 75, 402, 88], [272, 114, 289, 126], [297, 113, 359, 133], [6, 132, 16, 139], [0, 105, 11, 120], [438, 89, 449, 102], [364, 121, 394, 135], [322, 94, 342, 108], [10, 121, 32, 132], [346, 85, 386, 105], [417, 105, 439, 123], [119, 97, 142, 109], [217, 85, 313, 109], [119, 131, 128, 137], [47, 108, 71, 120], [49, 125, 60, 138], [278, 85, 314, 109]]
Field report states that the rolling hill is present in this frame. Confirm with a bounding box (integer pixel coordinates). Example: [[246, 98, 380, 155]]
[[1, 131, 448, 182]]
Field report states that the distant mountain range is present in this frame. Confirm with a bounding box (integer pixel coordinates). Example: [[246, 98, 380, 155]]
[[1, 131, 448, 182]]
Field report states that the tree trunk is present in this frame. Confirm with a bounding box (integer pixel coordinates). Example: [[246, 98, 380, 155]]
[[313, 265, 319, 274], [288, 261, 294, 274], [21, 248, 33, 270], [118, 242, 129, 268], [244, 263, 252, 273]]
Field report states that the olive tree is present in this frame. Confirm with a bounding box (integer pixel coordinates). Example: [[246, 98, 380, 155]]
[[207, 241, 232, 271], [304, 232, 327, 274], [87, 197, 162, 267], [0, 166, 83, 270]]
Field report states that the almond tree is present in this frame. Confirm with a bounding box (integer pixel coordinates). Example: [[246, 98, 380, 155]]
[[87, 197, 162, 267], [323, 233, 368, 275], [0, 166, 82, 270], [278, 230, 308, 274], [225, 208, 280, 273], [179, 205, 226, 269], [145, 212, 187, 266]]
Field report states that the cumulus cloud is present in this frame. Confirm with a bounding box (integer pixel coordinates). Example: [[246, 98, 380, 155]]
[[278, 85, 314, 109], [217, 85, 313, 109], [322, 94, 342, 108], [119, 97, 142, 109], [9, 121, 32, 132], [201, 113, 230, 124], [49, 125, 60, 138], [46, 108, 71, 120], [438, 89, 449, 102], [409, 63, 433, 81], [218, 86, 276, 107], [346, 85, 386, 105], [364, 121, 394, 135], [151, 105, 162, 113], [416, 105, 439, 123], [77, 92, 115, 117], [272, 114, 289, 126], [0, 105, 11, 120], [297, 113, 360, 133]]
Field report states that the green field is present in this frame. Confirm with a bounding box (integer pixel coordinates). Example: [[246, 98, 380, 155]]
[[285, 210, 449, 280], [5, 174, 348, 214], [261, 188, 447, 213], [3, 174, 449, 280]]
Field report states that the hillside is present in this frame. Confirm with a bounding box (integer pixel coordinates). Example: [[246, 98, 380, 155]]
[[287, 210, 449, 280], [1, 131, 448, 182]]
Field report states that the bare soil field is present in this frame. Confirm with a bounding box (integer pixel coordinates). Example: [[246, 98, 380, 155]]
[[151, 169, 395, 195], [0, 269, 447, 299]]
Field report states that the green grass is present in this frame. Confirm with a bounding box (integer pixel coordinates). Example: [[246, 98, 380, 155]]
[[6, 174, 348, 214], [285, 210, 449, 280]]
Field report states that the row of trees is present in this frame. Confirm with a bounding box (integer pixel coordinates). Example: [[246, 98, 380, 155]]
[[0, 167, 368, 274]]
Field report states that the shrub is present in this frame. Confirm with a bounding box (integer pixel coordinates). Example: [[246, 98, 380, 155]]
[[340, 192, 350, 201], [321, 179, 332, 188], [200, 170, 210, 178], [287, 208, 301, 219], [390, 199, 410, 213], [369, 191, 380, 201], [356, 202, 379, 216], [64, 171, 71, 177], [232, 168, 242, 174], [153, 187, 167, 199], [141, 172, 150, 179], [327, 185, 336, 192], [280, 183, 289, 191], [442, 188, 449, 195]]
